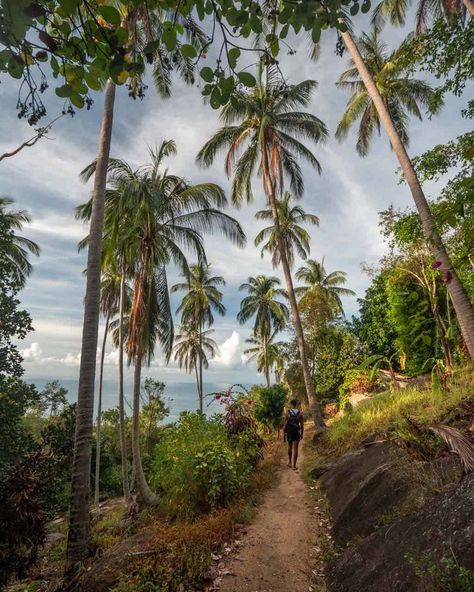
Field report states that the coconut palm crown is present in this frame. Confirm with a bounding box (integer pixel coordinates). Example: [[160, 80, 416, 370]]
[[336, 28, 440, 157], [254, 191, 320, 269], [196, 66, 328, 205], [0, 197, 40, 288], [295, 258, 356, 316], [237, 275, 289, 337]]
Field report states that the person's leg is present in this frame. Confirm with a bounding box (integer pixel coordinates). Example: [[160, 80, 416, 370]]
[[293, 440, 299, 469], [287, 441, 293, 467]]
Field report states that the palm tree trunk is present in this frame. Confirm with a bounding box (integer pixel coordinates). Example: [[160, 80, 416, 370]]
[[263, 334, 270, 387], [94, 314, 110, 507], [118, 267, 131, 505], [194, 363, 202, 407], [132, 355, 157, 506], [261, 147, 326, 431], [65, 79, 116, 571], [340, 31, 474, 360], [199, 320, 204, 413]]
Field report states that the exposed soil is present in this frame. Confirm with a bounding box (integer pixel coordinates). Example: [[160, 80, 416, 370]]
[[216, 440, 326, 592]]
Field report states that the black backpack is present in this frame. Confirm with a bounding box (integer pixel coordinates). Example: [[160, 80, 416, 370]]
[[285, 409, 301, 435]]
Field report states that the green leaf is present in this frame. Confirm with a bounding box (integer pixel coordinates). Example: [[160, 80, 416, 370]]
[[200, 66, 214, 82], [311, 24, 321, 44], [228, 47, 240, 69], [84, 71, 101, 91], [144, 40, 160, 55], [422, 333, 432, 345], [270, 37, 279, 57], [210, 86, 221, 109], [8, 58, 23, 79], [58, 0, 80, 15], [238, 71, 256, 87], [98, 6, 121, 26], [361, 0, 371, 12], [280, 24, 290, 39], [55, 84, 73, 98], [278, 5, 293, 23], [162, 28, 177, 51], [350, 2, 360, 15], [181, 43, 197, 58], [70, 92, 85, 108], [115, 27, 129, 47]]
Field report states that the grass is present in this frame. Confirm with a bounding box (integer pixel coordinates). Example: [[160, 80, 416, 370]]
[[324, 366, 473, 458]]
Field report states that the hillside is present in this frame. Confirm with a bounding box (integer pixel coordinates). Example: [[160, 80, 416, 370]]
[[304, 367, 474, 592]]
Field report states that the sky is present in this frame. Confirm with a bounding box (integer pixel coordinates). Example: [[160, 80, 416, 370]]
[[0, 11, 471, 417]]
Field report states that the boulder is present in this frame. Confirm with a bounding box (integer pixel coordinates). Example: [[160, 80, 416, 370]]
[[318, 443, 414, 546], [328, 473, 474, 591]]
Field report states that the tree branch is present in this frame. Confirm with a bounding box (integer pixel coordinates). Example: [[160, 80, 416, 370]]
[[0, 114, 63, 163]]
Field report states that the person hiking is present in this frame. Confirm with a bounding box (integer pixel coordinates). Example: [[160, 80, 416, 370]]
[[284, 399, 304, 470]]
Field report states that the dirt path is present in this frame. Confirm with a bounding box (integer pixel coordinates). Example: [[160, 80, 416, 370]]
[[218, 443, 323, 592]]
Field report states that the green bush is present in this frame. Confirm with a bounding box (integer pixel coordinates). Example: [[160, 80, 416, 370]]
[[232, 429, 265, 468], [151, 413, 246, 517], [251, 384, 287, 431], [338, 368, 373, 410]]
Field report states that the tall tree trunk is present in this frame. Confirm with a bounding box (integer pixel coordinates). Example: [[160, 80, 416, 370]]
[[65, 79, 116, 572], [94, 314, 110, 507], [132, 355, 157, 506], [261, 147, 326, 431], [263, 334, 270, 387], [340, 31, 474, 360], [194, 363, 202, 407], [118, 267, 131, 505], [199, 320, 203, 413]]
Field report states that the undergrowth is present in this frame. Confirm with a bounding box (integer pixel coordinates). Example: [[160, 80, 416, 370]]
[[108, 440, 281, 592], [323, 367, 473, 458]]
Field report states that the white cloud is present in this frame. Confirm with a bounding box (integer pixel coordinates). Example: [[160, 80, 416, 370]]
[[20, 341, 81, 366], [20, 342, 44, 362], [213, 331, 244, 369], [27, 213, 88, 241]]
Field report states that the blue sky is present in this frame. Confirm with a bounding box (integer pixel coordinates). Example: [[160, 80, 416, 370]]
[[1, 11, 471, 412]]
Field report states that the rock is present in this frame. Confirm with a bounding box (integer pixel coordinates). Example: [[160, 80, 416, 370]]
[[319, 443, 415, 546], [328, 473, 474, 591]]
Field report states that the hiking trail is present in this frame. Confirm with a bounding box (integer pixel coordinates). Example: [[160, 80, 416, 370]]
[[215, 440, 327, 592]]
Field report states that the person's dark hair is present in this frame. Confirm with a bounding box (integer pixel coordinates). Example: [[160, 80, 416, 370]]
[[290, 398, 298, 407]]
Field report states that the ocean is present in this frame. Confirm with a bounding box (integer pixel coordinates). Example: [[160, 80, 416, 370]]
[[27, 376, 255, 423]]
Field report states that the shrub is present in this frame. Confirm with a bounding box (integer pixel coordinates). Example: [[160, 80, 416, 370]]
[[151, 413, 245, 517], [251, 384, 288, 431], [0, 449, 52, 587], [339, 368, 373, 410], [232, 429, 265, 468]]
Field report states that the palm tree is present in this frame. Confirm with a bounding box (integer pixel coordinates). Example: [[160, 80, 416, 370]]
[[0, 197, 40, 287], [254, 191, 320, 269], [238, 275, 289, 387], [337, 29, 474, 360], [197, 66, 328, 430], [81, 141, 245, 506], [67, 6, 208, 566], [372, 0, 473, 34], [172, 263, 226, 411], [336, 28, 438, 157], [244, 330, 286, 385], [174, 324, 217, 398], [295, 258, 355, 316]]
